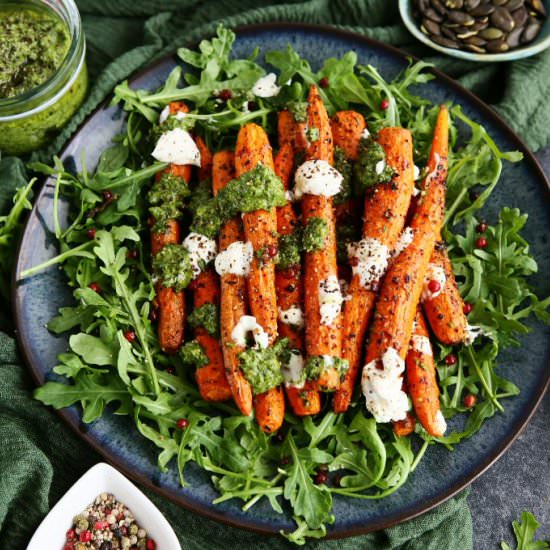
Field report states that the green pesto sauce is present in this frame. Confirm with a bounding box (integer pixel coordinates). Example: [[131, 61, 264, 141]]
[[148, 172, 190, 233], [287, 101, 307, 123], [306, 126, 319, 142], [152, 244, 193, 292], [0, 4, 71, 98], [189, 180, 223, 239], [0, 63, 88, 154], [305, 356, 349, 386], [276, 231, 301, 270], [180, 340, 209, 368], [188, 303, 219, 336], [354, 137, 395, 191], [238, 338, 289, 395], [302, 217, 328, 253], [216, 164, 286, 219], [333, 146, 353, 205], [189, 164, 286, 239]]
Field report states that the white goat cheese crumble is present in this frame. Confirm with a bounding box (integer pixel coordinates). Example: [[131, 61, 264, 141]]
[[318, 276, 343, 326], [347, 237, 390, 289], [251, 73, 281, 97], [231, 315, 269, 349], [183, 232, 217, 279], [278, 305, 304, 329], [294, 160, 343, 199], [282, 350, 305, 388], [362, 347, 409, 423], [152, 128, 201, 166], [215, 241, 254, 277]]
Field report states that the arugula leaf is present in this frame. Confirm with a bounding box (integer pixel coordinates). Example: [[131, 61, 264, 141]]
[[283, 434, 333, 531], [501, 511, 550, 550], [35, 373, 131, 423]]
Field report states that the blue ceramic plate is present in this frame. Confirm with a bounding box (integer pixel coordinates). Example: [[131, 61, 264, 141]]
[[13, 24, 550, 538]]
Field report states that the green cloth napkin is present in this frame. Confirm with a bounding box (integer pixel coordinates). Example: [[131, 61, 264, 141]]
[[5, 0, 550, 546]]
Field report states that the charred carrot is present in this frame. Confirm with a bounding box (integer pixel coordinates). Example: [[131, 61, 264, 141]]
[[406, 309, 446, 437], [423, 242, 468, 345], [278, 110, 308, 152], [151, 102, 191, 354], [331, 110, 366, 228], [393, 412, 416, 437], [333, 127, 415, 413], [274, 141, 321, 416], [362, 106, 448, 422], [235, 124, 285, 433], [212, 151, 253, 417], [195, 135, 213, 182], [192, 270, 233, 402], [300, 85, 343, 392]]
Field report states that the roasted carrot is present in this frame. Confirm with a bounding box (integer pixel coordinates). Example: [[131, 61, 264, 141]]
[[406, 309, 446, 437], [423, 242, 468, 345], [278, 110, 308, 152], [192, 270, 233, 402], [302, 85, 342, 392], [235, 123, 285, 433], [151, 102, 191, 354], [333, 127, 415, 413], [364, 105, 448, 368], [331, 110, 365, 230], [393, 412, 416, 437], [330, 110, 365, 161], [212, 151, 253, 417], [195, 135, 213, 182], [274, 141, 321, 416]]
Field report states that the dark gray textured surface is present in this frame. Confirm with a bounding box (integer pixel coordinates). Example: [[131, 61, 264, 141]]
[[469, 147, 550, 550]]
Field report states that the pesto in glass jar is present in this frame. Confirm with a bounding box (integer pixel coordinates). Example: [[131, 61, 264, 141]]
[[0, 0, 88, 154]]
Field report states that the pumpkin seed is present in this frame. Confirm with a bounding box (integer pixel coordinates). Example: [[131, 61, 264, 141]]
[[527, 0, 547, 16], [457, 29, 480, 37], [465, 43, 487, 51], [431, 34, 462, 47], [521, 20, 542, 41], [423, 18, 442, 34], [486, 37, 511, 50], [465, 0, 482, 9], [470, 4, 496, 15], [464, 34, 488, 44], [448, 9, 476, 23], [431, 0, 448, 14], [425, 7, 445, 21], [505, 0, 525, 10], [413, 0, 545, 53], [506, 26, 524, 46], [479, 26, 505, 38], [512, 6, 529, 26], [491, 6, 516, 30], [441, 26, 458, 38], [471, 19, 490, 30]]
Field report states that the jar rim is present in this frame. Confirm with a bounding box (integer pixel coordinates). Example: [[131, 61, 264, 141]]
[[0, 0, 85, 119]]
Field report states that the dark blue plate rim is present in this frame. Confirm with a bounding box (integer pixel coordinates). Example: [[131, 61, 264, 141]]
[[12, 22, 550, 539]]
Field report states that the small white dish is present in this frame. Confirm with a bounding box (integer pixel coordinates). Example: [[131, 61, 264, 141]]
[[27, 462, 181, 549]]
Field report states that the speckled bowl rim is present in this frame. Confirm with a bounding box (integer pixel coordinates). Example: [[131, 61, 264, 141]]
[[399, 0, 550, 62], [12, 22, 550, 540]]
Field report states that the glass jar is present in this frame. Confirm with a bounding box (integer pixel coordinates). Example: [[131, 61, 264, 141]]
[[0, 0, 88, 155]]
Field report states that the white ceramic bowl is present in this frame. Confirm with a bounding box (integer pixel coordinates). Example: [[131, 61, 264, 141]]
[[399, 0, 550, 62], [27, 463, 181, 549]]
